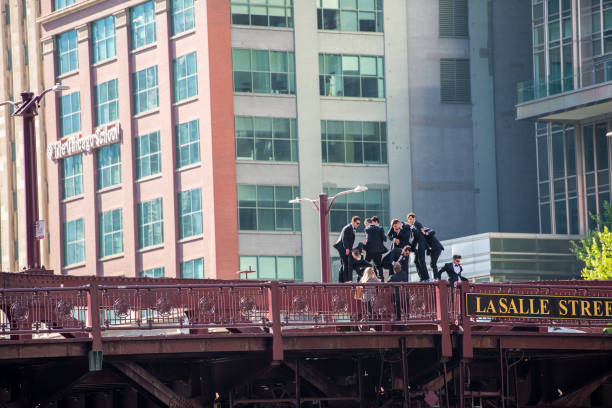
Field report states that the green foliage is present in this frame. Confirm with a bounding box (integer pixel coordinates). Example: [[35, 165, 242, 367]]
[[571, 201, 612, 280]]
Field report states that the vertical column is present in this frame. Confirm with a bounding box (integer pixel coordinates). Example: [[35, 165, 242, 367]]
[[155, 0, 179, 277], [10, 0, 27, 269], [27, 0, 50, 268], [574, 125, 586, 234], [114, 10, 137, 276], [0, 1, 15, 271], [293, 0, 323, 283], [206, 0, 238, 279], [384, 0, 413, 226], [42, 36, 62, 271], [76, 24, 99, 274]]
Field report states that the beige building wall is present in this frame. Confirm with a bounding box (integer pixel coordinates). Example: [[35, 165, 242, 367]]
[[0, 0, 49, 272]]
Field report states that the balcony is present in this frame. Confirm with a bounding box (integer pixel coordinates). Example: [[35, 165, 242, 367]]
[[516, 61, 612, 121]]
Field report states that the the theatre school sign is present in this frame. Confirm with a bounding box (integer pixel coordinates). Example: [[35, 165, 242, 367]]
[[46, 124, 121, 161], [466, 292, 612, 320]]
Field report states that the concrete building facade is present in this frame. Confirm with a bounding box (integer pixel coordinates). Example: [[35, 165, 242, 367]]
[[35, 0, 536, 281]]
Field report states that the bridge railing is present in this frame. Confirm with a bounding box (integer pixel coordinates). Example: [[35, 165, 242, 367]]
[[0, 286, 90, 336]]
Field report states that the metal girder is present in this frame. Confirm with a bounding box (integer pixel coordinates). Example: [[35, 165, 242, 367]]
[[284, 360, 350, 398], [550, 369, 612, 407], [112, 361, 203, 408]]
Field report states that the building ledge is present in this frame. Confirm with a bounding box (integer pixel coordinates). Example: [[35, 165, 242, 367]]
[[516, 81, 612, 122]]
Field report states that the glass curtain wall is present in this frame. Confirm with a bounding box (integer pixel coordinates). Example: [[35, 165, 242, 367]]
[[583, 122, 610, 229]]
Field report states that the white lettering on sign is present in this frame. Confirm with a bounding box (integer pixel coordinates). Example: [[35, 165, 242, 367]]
[[46, 123, 121, 161]]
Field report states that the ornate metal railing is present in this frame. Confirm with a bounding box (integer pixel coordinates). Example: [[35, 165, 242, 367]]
[[0, 286, 90, 336]]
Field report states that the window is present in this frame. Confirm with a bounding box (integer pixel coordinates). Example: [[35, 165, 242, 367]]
[[54, 0, 75, 12], [321, 120, 387, 164], [171, 0, 195, 35], [97, 143, 121, 189], [5, 2, 9, 24], [232, 49, 295, 94], [317, 0, 382, 32], [439, 0, 468, 37], [7, 49, 11, 71], [140, 267, 165, 278], [176, 119, 200, 168], [319, 54, 385, 98], [130, 1, 156, 49], [61, 154, 83, 199], [180, 258, 203, 278], [94, 78, 118, 126], [92, 16, 116, 63], [63, 218, 84, 266], [59, 91, 81, 136], [237, 185, 301, 231], [57, 29, 78, 75], [138, 197, 163, 249], [99, 208, 123, 258], [136, 131, 161, 179], [24, 44, 28, 65], [239, 256, 303, 281], [231, 0, 293, 28], [235, 116, 298, 161], [324, 187, 389, 232], [178, 188, 202, 239], [440, 58, 470, 103], [132, 65, 159, 114], [173, 52, 198, 102]]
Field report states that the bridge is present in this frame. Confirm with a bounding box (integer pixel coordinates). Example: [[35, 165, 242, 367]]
[[0, 271, 611, 408]]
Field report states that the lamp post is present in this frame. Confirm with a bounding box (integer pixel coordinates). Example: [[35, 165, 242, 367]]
[[1, 83, 69, 270], [290, 185, 368, 283]]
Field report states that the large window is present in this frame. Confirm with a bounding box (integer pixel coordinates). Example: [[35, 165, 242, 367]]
[[61, 154, 83, 199], [235, 116, 298, 161], [57, 29, 78, 75], [321, 120, 387, 164], [239, 255, 303, 281], [92, 16, 116, 63], [176, 119, 200, 168], [232, 49, 295, 94], [138, 197, 164, 249], [173, 52, 198, 102], [54, 0, 75, 11], [440, 58, 471, 103], [317, 0, 382, 32], [231, 0, 293, 28], [180, 258, 203, 278], [132, 65, 159, 114], [60, 91, 81, 137], [136, 131, 161, 179], [439, 0, 468, 38], [97, 143, 121, 190], [171, 0, 195, 35], [324, 187, 389, 232], [237, 185, 300, 231], [94, 79, 118, 126], [130, 1, 156, 50], [99, 208, 123, 258], [140, 267, 165, 278], [319, 54, 384, 98], [583, 123, 609, 231], [178, 188, 202, 239], [63, 218, 84, 266]]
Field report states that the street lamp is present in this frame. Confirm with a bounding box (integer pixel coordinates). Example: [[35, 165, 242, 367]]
[[290, 185, 368, 283], [1, 83, 69, 270]]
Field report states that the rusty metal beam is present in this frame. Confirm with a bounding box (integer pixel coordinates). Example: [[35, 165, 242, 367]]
[[112, 361, 203, 408], [284, 360, 351, 398], [551, 370, 612, 407]]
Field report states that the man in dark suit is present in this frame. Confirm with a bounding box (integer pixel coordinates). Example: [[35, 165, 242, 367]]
[[382, 219, 411, 275], [333, 216, 360, 282], [438, 254, 468, 285], [389, 246, 411, 323], [363, 216, 387, 279], [424, 228, 444, 280], [407, 213, 429, 282], [347, 249, 372, 281]]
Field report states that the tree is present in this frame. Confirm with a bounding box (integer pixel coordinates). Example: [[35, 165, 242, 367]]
[[571, 201, 612, 280]]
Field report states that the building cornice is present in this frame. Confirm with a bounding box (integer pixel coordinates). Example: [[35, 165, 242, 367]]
[[37, 0, 105, 25]]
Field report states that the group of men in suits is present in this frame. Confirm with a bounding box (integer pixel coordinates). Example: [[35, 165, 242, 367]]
[[333, 213, 467, 284]]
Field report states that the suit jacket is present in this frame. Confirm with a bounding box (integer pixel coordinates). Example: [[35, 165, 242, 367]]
[[333, 223, 355, 252], [439, 262, 464, 282], [409, 221, 427, 250], [425, 232, 444, 251], [387, 224, 412, 249], [395, 254, 410, 273], [364, 225, 387, 254], [389, 269, 408, 282]]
